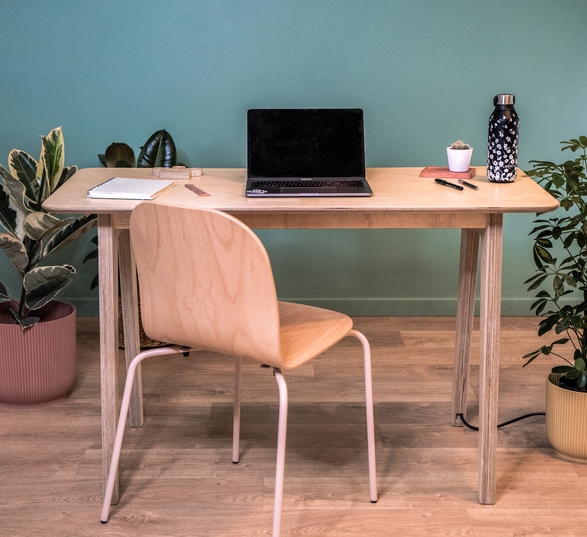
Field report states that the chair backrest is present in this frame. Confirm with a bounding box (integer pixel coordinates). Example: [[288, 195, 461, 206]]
[[130, 202, 282, 366]]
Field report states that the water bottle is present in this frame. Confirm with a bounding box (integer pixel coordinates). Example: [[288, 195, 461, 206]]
[[487, 94, 519, 182]]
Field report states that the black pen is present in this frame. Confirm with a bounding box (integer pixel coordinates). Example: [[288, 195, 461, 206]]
[[458, 179, 479, 190], [434, 178, 463, 191]]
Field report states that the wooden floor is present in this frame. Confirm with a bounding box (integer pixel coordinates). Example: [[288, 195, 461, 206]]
[[1, 316, 587, 536]]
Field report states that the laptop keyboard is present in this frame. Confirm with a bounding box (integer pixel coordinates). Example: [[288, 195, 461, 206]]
[[250, 180, 364, 189]]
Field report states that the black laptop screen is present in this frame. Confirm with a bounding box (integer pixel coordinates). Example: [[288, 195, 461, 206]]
[[247, 108, 365, 179]]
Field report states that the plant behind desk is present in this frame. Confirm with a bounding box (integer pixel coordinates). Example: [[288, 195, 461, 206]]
[[98, 129, 178, 168]]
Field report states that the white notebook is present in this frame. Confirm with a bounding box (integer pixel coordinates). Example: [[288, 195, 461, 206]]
[[87, 177, 176, 200]]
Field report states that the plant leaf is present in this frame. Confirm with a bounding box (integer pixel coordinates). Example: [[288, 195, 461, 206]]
[[23, 264, 76, 292], [538, 315, 561, 336], [23, 211, 69, 241], [0, 232, 28, 272], [43, 214, 97, 258], [39, 126, 65, 195], [83, 248, 98, 263], [526, 273, 548, 291], [534, 244, 555, 264], [103, 142, 136, 167], [0, 161, 30, 221], [9, 307, 40, 330], [8, 149, 39, 204], [0, 182, 17, 235], [24, 276, 73, 311], [564, 368, 581, 380], [137, 130, 177, 168], [23, 265, 76, 310], [552, 365, 573, 374]]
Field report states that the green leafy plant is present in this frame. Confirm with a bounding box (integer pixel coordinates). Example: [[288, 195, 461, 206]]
[[523, 136, 587, 391], [98, 129, 177, 168], [0, 127, 97, 329]]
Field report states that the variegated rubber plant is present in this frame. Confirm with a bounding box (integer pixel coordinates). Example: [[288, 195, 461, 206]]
[[0, 127, 97, 329]]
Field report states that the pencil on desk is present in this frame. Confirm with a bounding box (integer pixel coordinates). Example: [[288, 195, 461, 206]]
[[185, 184, 210, 196]]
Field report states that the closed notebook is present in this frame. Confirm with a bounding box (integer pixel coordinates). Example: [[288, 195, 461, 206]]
[[87, 177, 176, 200]]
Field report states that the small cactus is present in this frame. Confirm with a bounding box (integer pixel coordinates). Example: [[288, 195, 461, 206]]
[[449, 140, 471, 150]]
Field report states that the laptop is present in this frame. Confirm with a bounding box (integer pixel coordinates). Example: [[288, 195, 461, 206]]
[[245, 108, 372, 197]]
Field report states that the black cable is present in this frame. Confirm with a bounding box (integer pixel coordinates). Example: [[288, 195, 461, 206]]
[[457, 412, 545, 431]]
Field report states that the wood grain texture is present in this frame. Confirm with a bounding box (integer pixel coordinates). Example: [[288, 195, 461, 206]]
[[452, 228, 480, 426], [478, 214, 504, 504], [118, 229, 143, 427], [1, 316, 586, 536], [130, 204, 357, 371], [43, 167, 560, 219], [96, 214, 120, 504]]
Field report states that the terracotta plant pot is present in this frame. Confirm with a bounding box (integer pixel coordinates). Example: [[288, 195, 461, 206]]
[[0, 301, 77, 408], [546, 372, 587, 462]]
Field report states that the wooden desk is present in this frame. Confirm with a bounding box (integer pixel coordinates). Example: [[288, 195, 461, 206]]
[[43, 167, 558, 506]]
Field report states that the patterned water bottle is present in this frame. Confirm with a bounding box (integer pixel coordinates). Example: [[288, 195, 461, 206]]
[[487, 94, 519, 182]]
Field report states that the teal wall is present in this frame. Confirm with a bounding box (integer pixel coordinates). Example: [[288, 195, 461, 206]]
[[1, 1, 586, 316]]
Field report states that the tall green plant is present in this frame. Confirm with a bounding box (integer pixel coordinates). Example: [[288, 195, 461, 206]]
[[0, 127, 97, 329], [523, 136, 587, 391]]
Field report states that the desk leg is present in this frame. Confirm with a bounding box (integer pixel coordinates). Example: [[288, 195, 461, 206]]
[[98, 215, 120, 504], [478, 214, 503, 505], [118, 230, 144, 428], [452, 229, 480, 426]]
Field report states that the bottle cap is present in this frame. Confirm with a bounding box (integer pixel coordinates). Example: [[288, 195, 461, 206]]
[[495, 94, 515, 105]]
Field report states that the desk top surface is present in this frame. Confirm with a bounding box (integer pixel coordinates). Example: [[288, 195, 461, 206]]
[[43, 167, 559, 221]]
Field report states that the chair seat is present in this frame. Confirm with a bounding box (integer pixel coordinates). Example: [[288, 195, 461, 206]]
[[278, 301, 353, 370]]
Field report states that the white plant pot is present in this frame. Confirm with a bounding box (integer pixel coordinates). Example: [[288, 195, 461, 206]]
[[446, 148, 473, 173]]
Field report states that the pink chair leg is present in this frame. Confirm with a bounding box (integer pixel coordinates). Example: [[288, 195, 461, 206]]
[[272, 368, 288, 537], [350, 330, 377, 503], [232, 357, 242, 463], [100, 346, 189, 523]]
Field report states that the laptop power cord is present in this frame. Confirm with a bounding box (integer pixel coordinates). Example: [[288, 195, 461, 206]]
[[457, 412, 545, 431]]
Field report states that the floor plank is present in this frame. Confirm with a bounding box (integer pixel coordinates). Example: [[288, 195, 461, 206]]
[[1, 317, 586, 536]]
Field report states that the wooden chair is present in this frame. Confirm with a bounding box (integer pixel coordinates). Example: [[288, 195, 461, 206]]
[[100, 203, 377, 536]]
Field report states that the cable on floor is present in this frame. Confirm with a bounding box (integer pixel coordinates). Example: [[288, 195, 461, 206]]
[[457, 412, 545, 431]]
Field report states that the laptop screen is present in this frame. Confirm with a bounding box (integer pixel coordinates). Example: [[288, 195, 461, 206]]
[[247, 108, 366, 180]]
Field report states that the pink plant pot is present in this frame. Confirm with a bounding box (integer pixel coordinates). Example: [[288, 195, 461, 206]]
[[0, 301, 77, 408]]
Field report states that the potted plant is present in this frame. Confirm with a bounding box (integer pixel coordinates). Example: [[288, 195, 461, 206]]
[[446, 140, 473, 172], [0, 126, 97, 407], [523, 135, 587, 461]]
